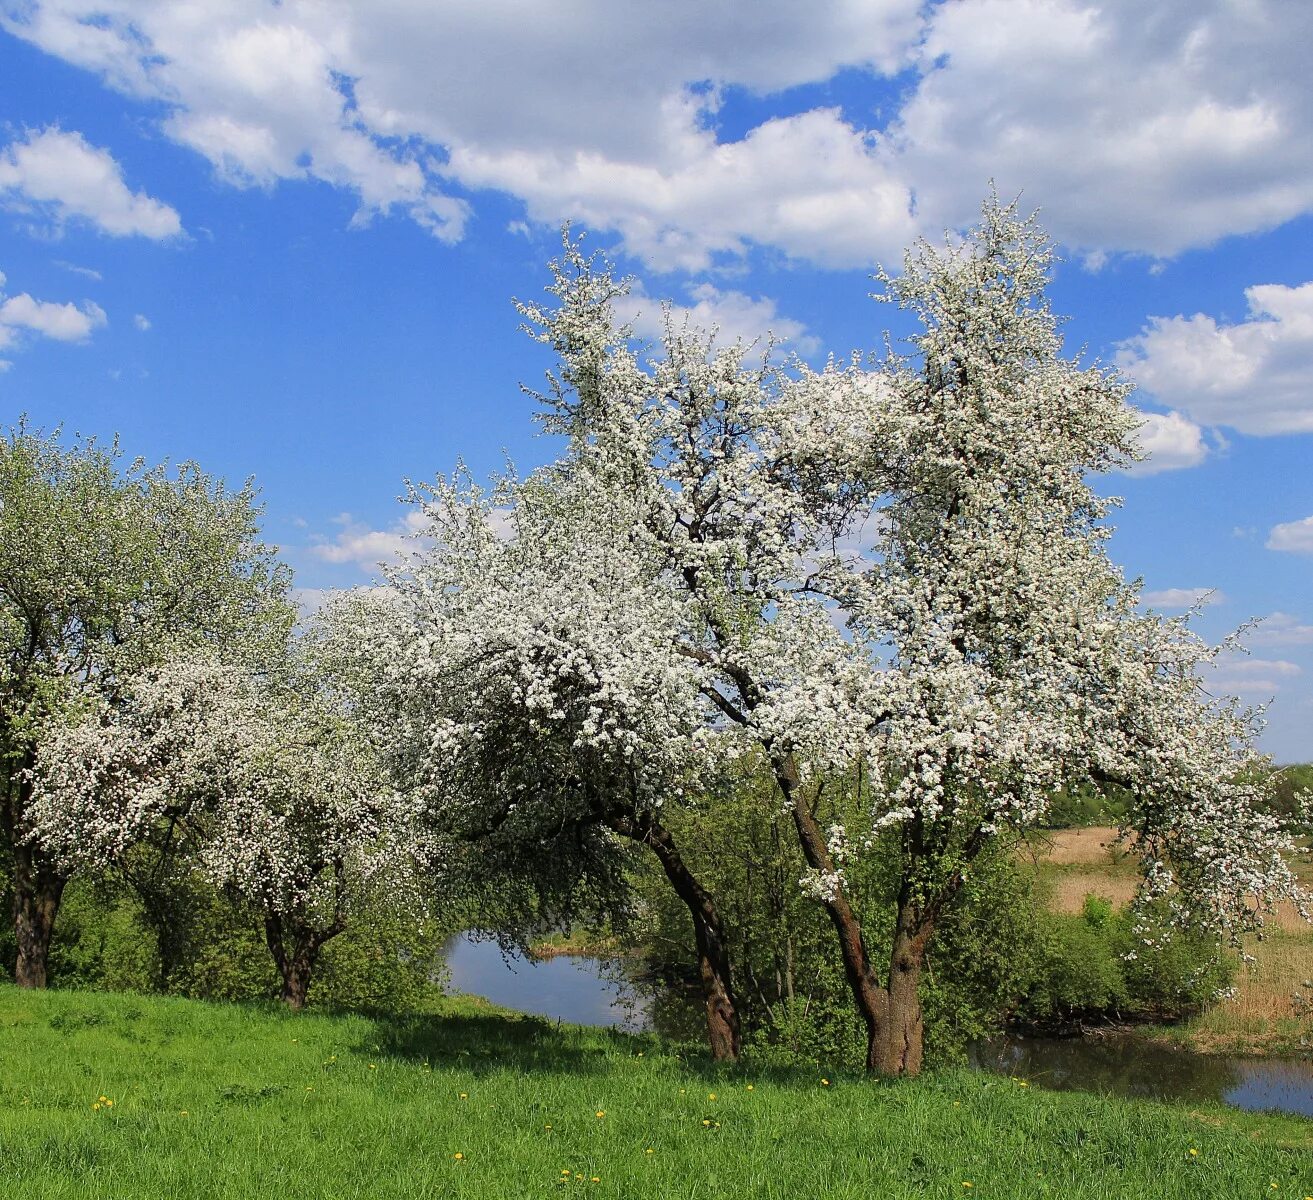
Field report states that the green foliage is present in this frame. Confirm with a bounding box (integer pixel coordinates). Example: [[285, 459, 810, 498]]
[[0, 983, 1309, 1200], [1017, 897, 1235, 1028], [628, 769, 1038, 1067], [1044, 784, 1130, 829], [3, 864, 452, 1014]]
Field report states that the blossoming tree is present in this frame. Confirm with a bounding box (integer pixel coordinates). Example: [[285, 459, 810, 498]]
[[331, 467, 749, 1058], [0, 424, 291, 987], [458, 203, 1307, 1075], [29, 646, 418, 1009]]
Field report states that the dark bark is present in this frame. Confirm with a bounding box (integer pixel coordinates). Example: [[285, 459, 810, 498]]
[[264, 913, 343, 1010], [876, 890, 934, 1076], [10, 839, 67, 989], [605, 810, 741, 1062], [774, 754, 892, 1070]]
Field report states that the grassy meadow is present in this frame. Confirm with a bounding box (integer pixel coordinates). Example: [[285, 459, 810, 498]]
[[0, 983, 1310, 1199], [1033, 827, 1313, 1056]]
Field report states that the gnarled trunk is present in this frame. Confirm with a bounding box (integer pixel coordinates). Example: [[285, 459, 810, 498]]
[[264, 914, 342, 1010], [11, 843, 66, 989], [874, 893, 934, 1076], [605, 811, 741, 1062]]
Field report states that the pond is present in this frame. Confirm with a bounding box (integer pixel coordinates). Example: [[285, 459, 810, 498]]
[[443, 934, 657, 1033], [443, 935, 1313, 1118]]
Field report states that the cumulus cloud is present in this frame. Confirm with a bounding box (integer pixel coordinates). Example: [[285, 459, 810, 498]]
[[309, 510, 428, 571], [133, 313, 151, 331], [889, 0, 1313, 259], [1267, 515, 1313, 554], [5, 1, 1313, 266], [0, 270, 107, 353], [0, 127, 182, 239], [1117, 282, 1313, 435], [1127, 408, 1209, 473], [615, 281, 819, 355], [1141, 587, 1225, 610]]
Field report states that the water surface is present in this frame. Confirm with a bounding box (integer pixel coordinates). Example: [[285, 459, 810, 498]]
[[442, 936, 1313, 1118]]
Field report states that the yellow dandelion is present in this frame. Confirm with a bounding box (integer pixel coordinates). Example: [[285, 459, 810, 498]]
[[305, 1086, 314, 1092], [702, 1119, 711, 1127], [561, 1169, 571, 1176], [92, 1103, 101, 1111], [1188, 1148, 1199, 1157], [821, 1078, 830, 1087], [708, 1092, 717, 1101], [645, 1148, 654, 1155], [595, 1110, 606, 1118], [679, 1088, 686, 1094], [459, 1092, 468, 1099], [453, 1153, 464, 1161], [179, 1110, 189, 1117], [368, 1063, 377, 1070], [590, 1177, 600, 1183], [746, 1084, 754, 1091], [545, 1123, 553, 1130], [104, 1099, 114, 1107]]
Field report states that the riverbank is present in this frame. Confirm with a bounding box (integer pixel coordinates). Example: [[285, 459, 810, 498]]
[[1033, 827, 1313, 1058], [2, 983, 1310, 1199]]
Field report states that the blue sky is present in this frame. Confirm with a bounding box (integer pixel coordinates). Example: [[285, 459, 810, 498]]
[[0, 1, 1309, 761]]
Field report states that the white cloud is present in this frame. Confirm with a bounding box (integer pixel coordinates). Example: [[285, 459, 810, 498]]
[[133, 313, 151, 331], [54, 259, 102, 280], [1250, 612, 1313, 648], [888, 0, 1313, 260], [0, 288, 107, 342], [1127, 409, 1209, 473], [8, 1, 1312, 268], [309, 510, 428, 571], [1267, 515, 1313, 555], [1117, 282, 1313, 435], [0, 127, 182, 239], [1209, 654, 1302, 698], [615, 281, 819, 355], [1141, 587, 1225, 610]]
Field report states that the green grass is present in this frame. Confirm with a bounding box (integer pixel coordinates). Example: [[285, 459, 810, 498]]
[[0, 984, 1309, 1199]]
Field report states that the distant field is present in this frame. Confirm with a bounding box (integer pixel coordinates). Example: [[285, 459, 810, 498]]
[[0, 984, 1310, 1199], [1032, 827, 1313, 1055]]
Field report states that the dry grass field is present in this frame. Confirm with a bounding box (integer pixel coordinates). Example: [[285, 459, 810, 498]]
[[1030, 827, 1313, 1055]]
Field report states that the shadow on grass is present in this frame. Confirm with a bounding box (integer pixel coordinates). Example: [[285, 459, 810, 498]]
[[362, 998, 918, 1093]]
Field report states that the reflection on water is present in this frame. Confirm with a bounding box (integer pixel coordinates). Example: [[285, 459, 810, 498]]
[[443, 938, 1313, 1119], [443, 934, 656, 1033], [970, 1033, 1313, 1117]]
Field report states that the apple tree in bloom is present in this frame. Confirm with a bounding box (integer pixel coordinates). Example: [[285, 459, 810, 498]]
[[0, 423, 291, 988], [330, 467, 752, 1059], [29, 643, 419, 1009], [465, 204, 1307, 1075]]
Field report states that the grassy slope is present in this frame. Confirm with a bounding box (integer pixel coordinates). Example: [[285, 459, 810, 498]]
[[0, 985, 1309, 1199]]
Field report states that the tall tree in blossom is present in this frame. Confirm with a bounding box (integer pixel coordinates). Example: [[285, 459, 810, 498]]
[[473, 202, 1307, 1074], [0, 425, 291, 988]]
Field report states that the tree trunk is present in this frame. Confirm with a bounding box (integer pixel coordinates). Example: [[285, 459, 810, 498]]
[[875, 893, 934, 1076], [11, 843, 66, 989], [264, 915, 337, 1010], [773, 752, 893, 1072], [605, 811, 741, 1062]]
